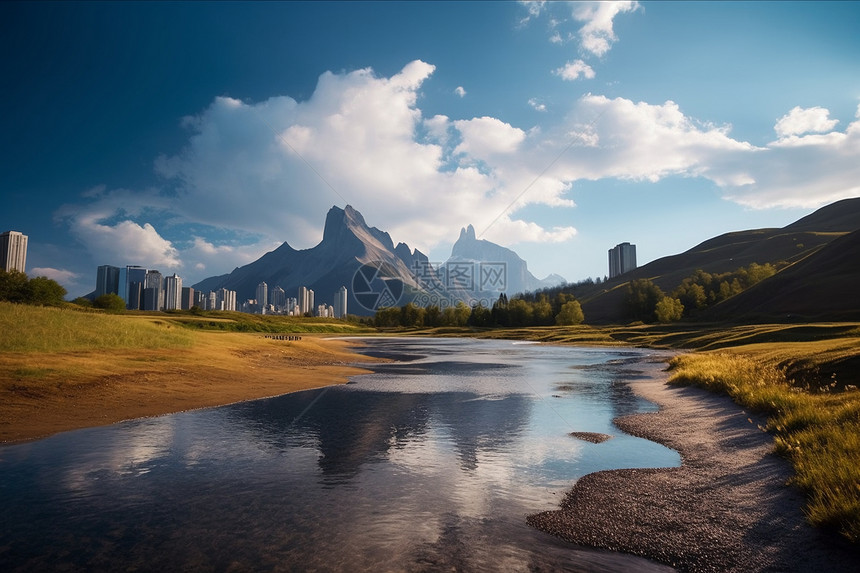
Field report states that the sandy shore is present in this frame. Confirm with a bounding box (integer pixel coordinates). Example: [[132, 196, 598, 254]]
[[0, 333, 376, 443], [528, 355, 858, 572]]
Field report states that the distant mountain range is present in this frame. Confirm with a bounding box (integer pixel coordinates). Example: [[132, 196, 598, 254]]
[[192, 205, 566, 315], [576, 197, 860, 323]]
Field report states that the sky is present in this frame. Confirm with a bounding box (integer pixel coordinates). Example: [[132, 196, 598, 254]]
[[2, 1, 859, 299]]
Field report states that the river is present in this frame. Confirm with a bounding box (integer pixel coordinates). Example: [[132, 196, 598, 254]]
[[0, 337, 680, 571]]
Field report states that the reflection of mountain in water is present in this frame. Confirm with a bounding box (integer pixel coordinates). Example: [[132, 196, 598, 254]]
[[226, 386, 533, 479]]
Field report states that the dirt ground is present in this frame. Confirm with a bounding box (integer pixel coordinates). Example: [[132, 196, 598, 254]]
[[528, 356, 859, 572], [0, 334, 376, 443]]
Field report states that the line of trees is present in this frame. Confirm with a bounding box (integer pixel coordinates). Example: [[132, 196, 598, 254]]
[[0, 269, 67, 306], [625, 262, 778, 323], [373, 292, 584, 328]]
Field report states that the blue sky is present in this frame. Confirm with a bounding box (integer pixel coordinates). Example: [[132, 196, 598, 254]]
[[2, 1, 859, 298]]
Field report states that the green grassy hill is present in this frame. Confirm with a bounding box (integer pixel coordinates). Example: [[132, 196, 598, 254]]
[[702, 229, 860, 322], [577, 198, 860, 323]]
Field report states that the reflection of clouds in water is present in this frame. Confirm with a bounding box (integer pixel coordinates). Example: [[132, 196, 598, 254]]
[[4, 339, 681, 572], [61, 416, 179, 492]]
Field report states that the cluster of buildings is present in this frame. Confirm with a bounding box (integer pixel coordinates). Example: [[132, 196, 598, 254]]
[[253, 282, 347, 317], [94, 264, 347, 318], [95, 265, 199, 311], [1, 230, 28, 273]]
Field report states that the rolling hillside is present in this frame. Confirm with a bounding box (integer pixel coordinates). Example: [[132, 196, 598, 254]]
[[577, 198, 860, 323]]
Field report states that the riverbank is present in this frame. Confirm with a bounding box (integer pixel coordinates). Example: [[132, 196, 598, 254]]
[[528, 356, 858, 572], [0, 332, 376, 443]]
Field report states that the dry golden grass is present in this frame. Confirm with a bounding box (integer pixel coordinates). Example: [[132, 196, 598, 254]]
[[0, 302, 378, 442]]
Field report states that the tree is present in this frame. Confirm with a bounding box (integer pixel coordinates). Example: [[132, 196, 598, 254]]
[[533, 296, 554, 326], [400, 302, 425, 327], [655, 296, 684, 323], [555, 300, 585, 325], [0, 269, 29, 302], [72, 297, 93, 307], [507, 299, 533, 327], [93, 293, 127, 312], [468, 303, 493, 327], [374, 306, 401, 327], [24, 276, 67, 306], [624, 279, 664, 322]]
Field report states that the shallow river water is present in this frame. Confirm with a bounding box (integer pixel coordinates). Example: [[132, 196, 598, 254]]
[[1, 337, 680, 572]]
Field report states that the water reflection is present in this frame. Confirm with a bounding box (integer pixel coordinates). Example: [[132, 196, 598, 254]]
[[0, 338, 678, 572]]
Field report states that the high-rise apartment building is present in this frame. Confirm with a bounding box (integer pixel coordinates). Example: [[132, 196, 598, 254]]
[[298, 286, 309, 315], [119, 265, 147, 309], [216, 288, 237, 311], [181, 287, 195, 311], [95, 265, 120, 297], [1, 231, 28, 273], [163, 274, 182, 310], [144, 270, 164, 311], [608, 242, 637, 279], [333, 286, 348, 319], [270, 286, 286, 310], [256, 282, 268, 314]]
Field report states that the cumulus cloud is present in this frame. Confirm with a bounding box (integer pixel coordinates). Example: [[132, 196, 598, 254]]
[[29, 267, 80, 283], [57, 60, 860, 287], [724, 105, 860, 209], [453, 116, 526, 158], [774, 106, 839, 138], [554, 59, 596, 81], [573, 1, 640, 57], [72, 214, 181, 269], [454, 86, 467, 97], [521, 1, 638, 58]]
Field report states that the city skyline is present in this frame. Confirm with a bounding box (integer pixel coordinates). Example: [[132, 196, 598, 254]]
[[2, 2, 858, 297]]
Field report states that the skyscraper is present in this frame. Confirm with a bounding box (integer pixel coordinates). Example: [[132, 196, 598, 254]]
[[95, 265, 120, 297], [216, 288, 236, 311], [270, 285, 286, 311], [298, 286, 309, 315], [119, 265, 147, 309], [164, 274, 182, 310], [333, 285, 348, 318], [0, 231, 28, 273], [180, 286, 195, 310], [145, 270, 164, 311], [608, 242, 637, 279], [256, 282, 268, 314]]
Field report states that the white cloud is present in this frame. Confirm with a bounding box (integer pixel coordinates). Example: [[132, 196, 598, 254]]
[[454, 86, 467, 98], [554, 59, 596, 81], [517, 0, 547, 25], [573, 1, 640, 57], [184, 236, 275, 276], [528, 98, 547, 112], [72, 215, 181, 269], [453, 116, 527, 158], [57, 60, 860, 288], [774, 106, 839, 138], [29, 267, 80, 283]]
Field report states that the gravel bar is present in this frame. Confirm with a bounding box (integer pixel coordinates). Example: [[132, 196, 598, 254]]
[[528, 356, 859, 572]]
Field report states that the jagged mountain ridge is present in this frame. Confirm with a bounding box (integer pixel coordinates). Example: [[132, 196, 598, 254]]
[[193, 205, 431, 313], [193, 205, 567, 314], [443, 224, 565, 296]]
